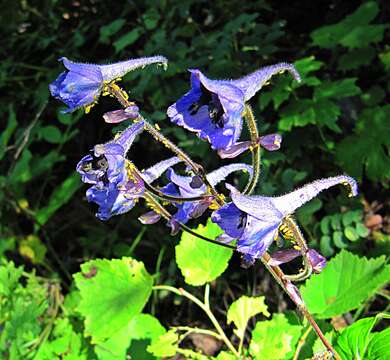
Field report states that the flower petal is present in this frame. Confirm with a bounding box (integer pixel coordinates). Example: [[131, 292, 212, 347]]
[[211, 202, 246, 239], [259, 133, 282, 151], [103, 105, 140, 123], [138, 211, 161, 225], [271, 175, 358, 217], [142, 157, 182, 183], [232, 62, 301, 101]]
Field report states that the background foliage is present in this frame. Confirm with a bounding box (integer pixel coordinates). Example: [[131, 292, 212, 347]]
[[0, 0, 389, 359]]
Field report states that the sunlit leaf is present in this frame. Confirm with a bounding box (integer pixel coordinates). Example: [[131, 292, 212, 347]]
[[175, 219, 233, 286], [74, 257, 153, 342], [301, 251, 390, 318]]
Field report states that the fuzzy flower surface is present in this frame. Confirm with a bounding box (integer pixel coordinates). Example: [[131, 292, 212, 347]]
[[49, 56, 167, 112], [76, 120, 180, 220], [160, 163, 253, 234], [212, 175, 358, 265], [167, 63, 300, 152]]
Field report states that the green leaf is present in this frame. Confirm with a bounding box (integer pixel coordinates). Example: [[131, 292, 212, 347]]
[[35, 173, 82, 226], [333, 231, 348, 249], [278, 100, 316, 131], [99, 19, 126, 43], [249, 314, 302, 360], [313, 78, 360, 100], [0, 105, 17, 160], [340, 24, 386, 49], [301, 251, 390, 318], [114, 29, 141, 53], [18, 234, 46, 264], [227, 296, 270, 339], [320, 235, 334, 257], [213, 351, 237, 360], [74, 257, 153, 342], [146, 329, 179, 357], [379, 50, 390, 71], [336, 105, 390, 181], [355, 223, 370, 238], [39, 125, 62, 144], [95, 313, 165, 360], [313, 99, 341, 132], [175, 219, 233, 286], [361, 85, 386, 107], [310, 2, 381, 48], [338, 47, 376, 71], [335, 314, 390, 360], [344, 226, 359, 242]]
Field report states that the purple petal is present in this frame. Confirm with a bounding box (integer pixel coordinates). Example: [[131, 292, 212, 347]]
[[211, 202, 246, 239], [268, 249, 301, 266], [138, 211, 161, 225], [285, 282, 304, 306], [113, 120, 144, 153], [259, 133, 282, 151], [99, 55, 168, 81], [272, 175, 358, 217], [307, 249, 327, 274], [217, 141, 251, 159], [207, 163, 253, 187], [232, 62, 301, 101], [103, 105, 139, 123], [60, 57, 103, 82], [142, 157, 182, 183]]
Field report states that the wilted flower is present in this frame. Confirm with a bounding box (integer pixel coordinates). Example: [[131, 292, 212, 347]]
[[167, 63, 300, 152], [212, 175, 358, 266], [160, 163, 253, 234], [50, 56, 167, 113]]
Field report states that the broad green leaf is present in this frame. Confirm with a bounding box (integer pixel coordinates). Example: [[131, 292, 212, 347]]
[[249, 314, 302, 360], [301, 251, 390, 318], [310, 2, 380, 48], [278, 100, 316, 131], [227, 296, 270, 339], [114, 29, 141, 53], [355, 223, 369, 238], [336, 105, 390, 181], [313, 99, 341, 132], [95, 314, 165, 360], [333, 231, 348, 249], [146, 329, 179, 357], [35, 173, 82, 226], [39, 125, 62, 144], [0, 105, 17, 160], [361, 85, 386, 107], [74, 257, 153, 342], [313, 78, 360, 100], [338, 47, 376, 71], [99, 19, 126, 43], [175, 219, 233, 286], [340, 24, 386, 49], [335, 314, 390, 360]]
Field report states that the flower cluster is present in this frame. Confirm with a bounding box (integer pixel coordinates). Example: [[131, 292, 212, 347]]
[[50, 55, 358, 271]]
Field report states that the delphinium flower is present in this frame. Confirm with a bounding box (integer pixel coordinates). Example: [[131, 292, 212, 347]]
[[167, 63, 300, 153], [212, 175, 358, 266], [50, 56, 167, 113], [149, 163, 253, 234], [76, 120, 181, 220]]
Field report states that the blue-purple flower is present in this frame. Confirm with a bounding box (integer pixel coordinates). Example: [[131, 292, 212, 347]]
[[50, 56, 167, 113], [212, 175, 358, 265], [76, 120, 181, 220], [160, 163, 253, 234], [85, 156, 181, 220], [167, 63, 300, 152]]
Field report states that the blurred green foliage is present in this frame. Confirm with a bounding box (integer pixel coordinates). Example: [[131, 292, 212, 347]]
[[0, 0, 389, 358]]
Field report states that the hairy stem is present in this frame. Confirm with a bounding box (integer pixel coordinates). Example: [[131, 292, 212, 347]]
[[153, 285, 239, 357], [108, 83, 224, 206], [143, 192, 235, 250], [260, 252, 341, 360], [243, 104, 260, 195]]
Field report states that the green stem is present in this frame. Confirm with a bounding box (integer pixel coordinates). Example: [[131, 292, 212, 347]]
[[143, 192, 235, 250], [108, 83, 224, 206], [243, 104, 261, 195], [292, 326, 312, 360], [153, 285, 239, 357], [174, 326, 222, 340]]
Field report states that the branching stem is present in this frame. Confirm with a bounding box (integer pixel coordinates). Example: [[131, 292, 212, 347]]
[[153, 285, 239, 357]]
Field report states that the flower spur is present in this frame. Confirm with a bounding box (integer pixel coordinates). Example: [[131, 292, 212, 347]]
[[212, 175, 358, 266], [167, 63, 300, 152], [50, 55, 167, 113]]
